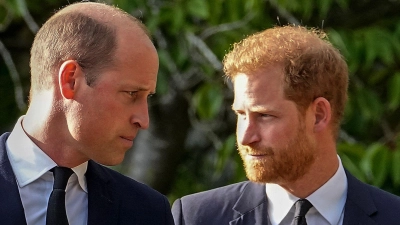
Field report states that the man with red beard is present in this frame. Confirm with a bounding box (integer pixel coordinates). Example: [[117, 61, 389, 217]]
[[172, 25, 400, 225]]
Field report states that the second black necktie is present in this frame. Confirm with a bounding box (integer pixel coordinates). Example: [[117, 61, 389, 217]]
[[46, 167, 74, 225], [291, 199, 313, 225]]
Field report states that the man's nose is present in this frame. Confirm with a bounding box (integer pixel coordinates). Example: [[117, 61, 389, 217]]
[[236, 117, 260, 146], [131, 101, 150, 129]]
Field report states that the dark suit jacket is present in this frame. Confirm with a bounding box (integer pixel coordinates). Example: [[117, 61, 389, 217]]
[[0, 132, 174, 225], [172, 170, 400, 225]]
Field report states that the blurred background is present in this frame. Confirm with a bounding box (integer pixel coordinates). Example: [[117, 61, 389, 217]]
[[0, 0, 399, 204]]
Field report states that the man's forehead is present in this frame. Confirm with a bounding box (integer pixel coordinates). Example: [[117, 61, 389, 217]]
[[233, 73, 262, 96], [233, 73, 250, 89], [232, 69, 287, 107], [232, 74, 253, 108]]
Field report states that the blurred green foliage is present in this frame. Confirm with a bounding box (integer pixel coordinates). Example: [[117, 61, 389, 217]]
[[0, 0, 399, 201]]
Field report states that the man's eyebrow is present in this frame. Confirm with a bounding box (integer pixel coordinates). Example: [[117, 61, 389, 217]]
[[123, 85, 155, 93], [231, 104, 273, 112]]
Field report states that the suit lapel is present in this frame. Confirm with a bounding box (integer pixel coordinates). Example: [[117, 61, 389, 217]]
[[0, 133, 27, 225], [228, 172, 380, 225], [230, 182, 269, 225], [343, 170, 378, 225], [86, 160, 118, 225]]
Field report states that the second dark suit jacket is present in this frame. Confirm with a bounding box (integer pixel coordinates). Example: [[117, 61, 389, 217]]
[[172, 170, 400, 225], [0, 132, 174, 225]]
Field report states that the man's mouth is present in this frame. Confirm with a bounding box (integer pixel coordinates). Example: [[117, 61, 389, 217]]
[[121, 136, 134, 142]]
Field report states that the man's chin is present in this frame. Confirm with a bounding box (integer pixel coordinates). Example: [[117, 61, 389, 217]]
[[244, 164, 279, 184], [94, 154, 125, 166]]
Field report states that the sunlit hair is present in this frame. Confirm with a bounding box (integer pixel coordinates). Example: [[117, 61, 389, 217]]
[[223, 25, 348, 138], [29, 2, 149, 96]]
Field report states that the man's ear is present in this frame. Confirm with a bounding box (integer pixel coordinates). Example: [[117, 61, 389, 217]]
[[312, 97, 332, 133], [58, 60, 80, 99]]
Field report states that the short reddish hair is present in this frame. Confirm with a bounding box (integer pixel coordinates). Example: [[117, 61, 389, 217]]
[[223, 25, 348, 137]]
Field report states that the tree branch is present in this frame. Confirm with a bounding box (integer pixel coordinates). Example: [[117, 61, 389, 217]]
[[185, 32, 222, 71], [0, 1, 14, 32], [199, 13, 255, 40], [0, 39, 26, 111], [16, 0, 39, 33], [268, 0, 300, 25]]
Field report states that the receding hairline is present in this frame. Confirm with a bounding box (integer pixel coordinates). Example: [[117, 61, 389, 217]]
[[54, 2, 150, 37], [57, 2, 127, 21]]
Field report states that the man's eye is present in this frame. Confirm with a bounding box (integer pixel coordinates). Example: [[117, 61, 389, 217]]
[[126, 91, 139, 100], [127, 91, 138, 96]]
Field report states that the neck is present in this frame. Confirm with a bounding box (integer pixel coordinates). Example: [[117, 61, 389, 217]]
[[23, 91, 88, 167]]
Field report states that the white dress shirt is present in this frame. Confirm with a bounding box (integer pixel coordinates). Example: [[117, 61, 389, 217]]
[[6, 116, 88, 225], [266, 156, 348, 225]]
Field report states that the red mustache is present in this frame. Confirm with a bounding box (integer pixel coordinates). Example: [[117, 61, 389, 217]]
[[238, 145, 274, 156]]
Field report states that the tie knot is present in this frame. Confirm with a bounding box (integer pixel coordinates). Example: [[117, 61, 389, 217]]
[[51, 167, 73, 190], [294, 199, 313, 217]]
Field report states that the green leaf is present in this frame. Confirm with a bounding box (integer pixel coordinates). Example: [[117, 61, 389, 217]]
[[387, 72, 400, 111], [145, 15, 160, 34], [159, 4, 185, 35], [276, 0, 300, 12], [368, 69, 389, 85], [172, 6, 185, 34], [340, 153, 366, 182], [337, 142, 365, 161], [227, 0, 241, 21], [0, 2, 11, 30], [157, 49, 170, 73], [356, 88, 383, 122], [327, 29, 349, 58], [244, 0, 259, 10], [7, 0, 20, 17], [363, 30, 378, 67], [377, 32, 395, 66], [112, 0, 138, 12], [360, 143, 390, 187], [337, 142, 369, 181], [362, 28, 395, 67], [336, 0, 349, 9], [155, 70, 169, 96], [347, 32, 364, 72], [187, 0, 209, 20], [192, 83, 223, 120], [317, 0, 333, 18], [215, 134, 236, 172], [208, 0, 223, 24], [301, 0, 313, 19]]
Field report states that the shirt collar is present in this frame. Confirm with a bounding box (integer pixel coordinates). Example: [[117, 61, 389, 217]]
[[6, 116, 88, 192], [307, 157, 347, 225], [265, 183, 298, 225], [265, 156, 347, 225]]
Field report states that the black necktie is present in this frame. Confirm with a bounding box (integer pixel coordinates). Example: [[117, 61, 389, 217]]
[[291, 199, 313, 225], [46, 167, 74, 225]]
